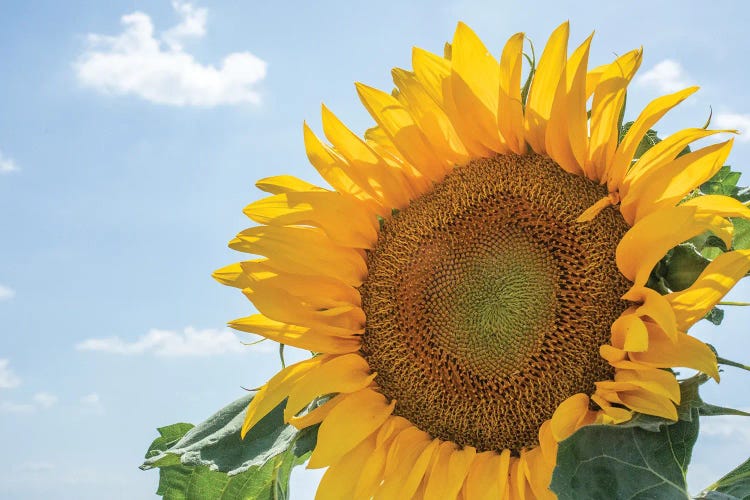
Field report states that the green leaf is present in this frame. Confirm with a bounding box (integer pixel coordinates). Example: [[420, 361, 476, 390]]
[[551, 407, 699, 499], [717, 356, 750, 372], [635, 129, 662, 158], [698, 403, 750, 418], [705, 307, 725, 326], [143, 393, 307, 475], [551, 376, 716, 498], [665, 244, 710, 291], [141, 393, 320, 499], [703, 457, 750, 499], [732, 219, 750, 251], [146, 423, 195, 459]]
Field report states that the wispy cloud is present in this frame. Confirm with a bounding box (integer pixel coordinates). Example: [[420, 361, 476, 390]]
[[79, 393, 104, 415], [0, 284, 16, 301], [637, 59, 693, 93], [0, 359, 20, 389], [76, 326, 266, 357], [74, 1, 267, 107], [163, 1, 206, 50], [15, 461, 56, 473], [0, 401, 35, 414], [0, 150, 18, 174], [715, 113, 750, 142], [0, 390, 59, 415], [700, 413, 750, 442], [32, 392, 58, 409]]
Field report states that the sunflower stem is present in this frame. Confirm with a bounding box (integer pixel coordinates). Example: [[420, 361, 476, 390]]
[[717, 301, 750, 306], [717, 356, 750, 372], [242, 337, 268, 346], [279, 343, 286, 369]]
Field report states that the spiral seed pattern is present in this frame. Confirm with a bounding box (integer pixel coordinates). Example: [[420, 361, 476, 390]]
[[360, 153, 632, 453]]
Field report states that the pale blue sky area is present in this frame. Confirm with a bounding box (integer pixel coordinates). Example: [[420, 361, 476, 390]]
[[1, 1, 749, 498]]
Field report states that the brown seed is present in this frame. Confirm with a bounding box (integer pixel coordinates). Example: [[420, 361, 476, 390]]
[[360, 153, 632, 454]]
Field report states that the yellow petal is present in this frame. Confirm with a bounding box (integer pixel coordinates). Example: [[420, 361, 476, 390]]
[[667, 249, 750, 330], [242, 266, 361, 307], [588, 48, 643, 181], [423, 441, 458, 500], [255, 174, 327, 195], [590, 394, 633, 424], [302, 122, 385, 215], [229, 315, 361, 354], [616, 205, 733, 286], [229, 226, 367, 286], [550, 393, 590, 442], [681, 194, 750, 220], [316, 433, 377, 500], [622, 286, 678, 342], [576, 194, 615, 222], [392, 68, 469, 165], [611, 313, 649, 352], [585, 63, 607, 98], [622, 128, 731, 198], [242, 284, 364, 331], [321, 105, 417, 207], [546, 33, 593, 176], [463, 451, 505, 500], [377, 430, 437, 499], [615, 368, 680, 403], [289, 393, 345, 429], [242, 355, 331, 436], [523, 447, 556, 500], [619, 388, 678, 420], [411, 46, 451, 104], [497, 32, 526, 154], [450, 22, 505, 153], [284, 354, 375, 421], [524, 22, 569, 154], [212, 262, 252, 289], [308, 388, 395, 468], [630, 322, 719, 381], [624, 140, 734, 222], [513, 452, 537, 500], [607, 87, 699, 192], [424, 443, 477, 500], [355, 82, 448, 182], [352, 416, 412, 498], [244, 191, 378, 248]]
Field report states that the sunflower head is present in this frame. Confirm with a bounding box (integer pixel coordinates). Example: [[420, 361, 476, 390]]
[[216, 21, 749, 499]]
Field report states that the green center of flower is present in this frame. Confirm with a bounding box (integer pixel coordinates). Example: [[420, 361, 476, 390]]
[[360, 153, 632, 454], [426, 225, 557, 379]]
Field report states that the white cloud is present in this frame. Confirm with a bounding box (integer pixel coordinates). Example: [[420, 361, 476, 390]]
[[80, 393, 104, 415], [74, 2, 267, 107], [32, 392, 58, 409], [715, 113, 750, 142], [163, 1, 206, 50], [0, 401, 35, 414], [0, 359, 20, 389], [700, 413, 750, 442], [76, 326, 264, 357], [637, 59, 692, 93], [0, 284, 16, 301], [0, 150, 18, 174], [15, 462, 55, 473]]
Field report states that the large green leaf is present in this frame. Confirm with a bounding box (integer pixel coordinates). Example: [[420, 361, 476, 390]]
[[141, 393, 319, 499], [702, 457, 750, 499], [665, 244, 711, 292], [550, 407, 700, 499]]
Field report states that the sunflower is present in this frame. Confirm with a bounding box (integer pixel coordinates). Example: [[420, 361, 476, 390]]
[[214, 22, 750, 499]]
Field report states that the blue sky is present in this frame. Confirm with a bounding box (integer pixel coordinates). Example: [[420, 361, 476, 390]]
[[1, 1, 749, 498]]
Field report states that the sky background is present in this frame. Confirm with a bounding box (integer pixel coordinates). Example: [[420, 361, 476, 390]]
[[1, 0, 749, 498]]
